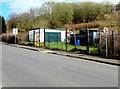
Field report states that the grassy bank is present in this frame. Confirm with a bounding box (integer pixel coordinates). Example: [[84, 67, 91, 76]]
[[19, 41, 98, 54]]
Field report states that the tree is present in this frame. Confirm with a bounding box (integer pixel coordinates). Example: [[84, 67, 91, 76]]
[[72, 3, 84, 23], [40, 2, 74, 28], [7, 13, 20, 30], [0, 16, 7, 34], [6, 1, 115, 31]]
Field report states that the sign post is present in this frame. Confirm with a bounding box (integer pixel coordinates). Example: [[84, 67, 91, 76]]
[[13, 28, 18, 44], [103, 27, 108, 57]]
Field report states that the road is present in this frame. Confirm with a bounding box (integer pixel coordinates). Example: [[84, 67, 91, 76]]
[[2, 44, 118, 87]]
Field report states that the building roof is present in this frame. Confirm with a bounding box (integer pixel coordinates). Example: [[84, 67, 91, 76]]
[[29, 28, 65, 31]]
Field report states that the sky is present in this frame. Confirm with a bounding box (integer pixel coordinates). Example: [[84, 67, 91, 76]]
[[0, 0, 119, 20]]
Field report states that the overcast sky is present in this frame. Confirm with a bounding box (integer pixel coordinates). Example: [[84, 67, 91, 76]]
[[1, 0, 120, 20]]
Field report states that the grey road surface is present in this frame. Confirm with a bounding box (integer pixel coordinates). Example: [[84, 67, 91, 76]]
[[2, 44, 118, 87]]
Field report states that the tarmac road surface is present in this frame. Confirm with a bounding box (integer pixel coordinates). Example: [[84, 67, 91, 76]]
[[2, 44, 119, 87]]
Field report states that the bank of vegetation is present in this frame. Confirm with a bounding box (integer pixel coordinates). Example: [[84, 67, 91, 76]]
[[6, 2, 118, 31], [0, 1, 120, 59]]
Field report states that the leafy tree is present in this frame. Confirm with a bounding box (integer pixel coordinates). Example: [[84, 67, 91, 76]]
[[72, 3, 84, 23], [7, 13, 20, 30], [6, 1, 115, 31], [40, 2, 74, 28]]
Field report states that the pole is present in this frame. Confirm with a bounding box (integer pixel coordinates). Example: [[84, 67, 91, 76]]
[[15, 34, 16, 44], [112, 31, 114, 56], [57, 33, 58, 49], [39, 29, 40, 47], [44, 29, 46, 47], [33, 30, 35, 46], [74, 29, 76, 48], [86, 28, 89, 54], [66, 28, 68, 51], [98, 30, 101, 55], [106, 33, 108, 57], [49, 33, 50, 48], [28, 32, 29, 42]]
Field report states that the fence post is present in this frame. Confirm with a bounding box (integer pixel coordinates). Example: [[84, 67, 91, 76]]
[[39, 29, 40, 47], [66, 28, 68, 51], [86, 28, 89, 54], [33, 30, 35, 46], [57, 33, 58, 49], [112, 31, 114, 57], [44, 29, 46, 47], [49, 33, 50, 48], [74, 29, 77, 48], [98, 30, 101, 56], [28, 32, 29, 42]]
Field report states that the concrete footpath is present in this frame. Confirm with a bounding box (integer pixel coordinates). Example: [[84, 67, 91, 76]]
[[1, 42, 120, 66]]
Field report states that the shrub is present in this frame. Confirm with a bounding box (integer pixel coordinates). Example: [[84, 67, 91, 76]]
[[1, 35, 7, 42], [19, 42, 34, 46], [25, 42, 34, 46], [18, 42, 26, 45], [7, 35, 18, 44], [1, 34, 18, 44]]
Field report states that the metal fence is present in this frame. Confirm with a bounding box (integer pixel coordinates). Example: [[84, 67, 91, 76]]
[[99, 31, 119, 58], [17, 28, 119, 59], [27, 29, 99, 54]]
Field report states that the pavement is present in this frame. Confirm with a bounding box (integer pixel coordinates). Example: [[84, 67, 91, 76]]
[[1, 42, 120, 66]]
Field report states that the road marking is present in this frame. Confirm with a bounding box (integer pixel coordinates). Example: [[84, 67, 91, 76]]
[[71, 58, 118, 67], [41, 50, 53, 53]]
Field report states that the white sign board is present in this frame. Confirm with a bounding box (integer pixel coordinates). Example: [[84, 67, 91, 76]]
[[13, 28, 18, 34], [103, 27, 108, 33]]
